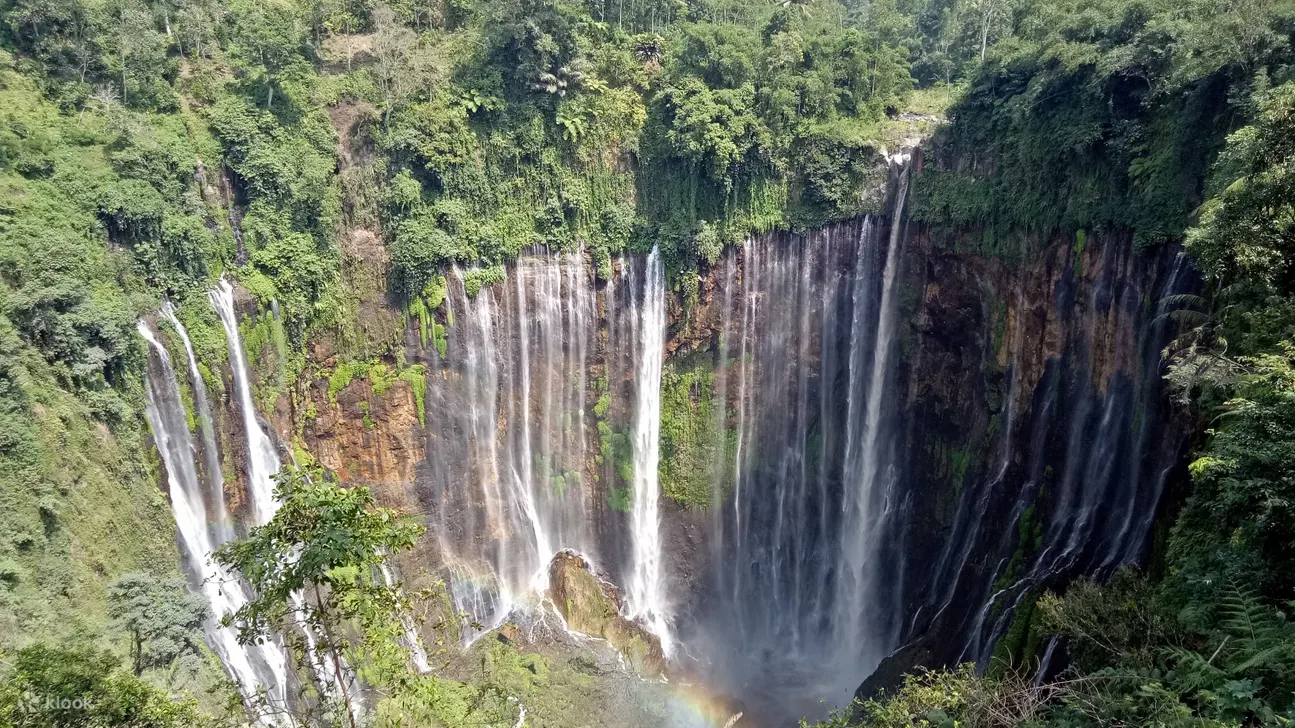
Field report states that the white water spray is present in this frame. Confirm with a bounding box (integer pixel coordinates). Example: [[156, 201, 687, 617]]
[[137, 321, 290, 717], [208, 279, 364, 712], [626, 246, 672, 656], [159, 303, 234, 542], [836, 159, 910, 653], [209, 279, 281, 524]]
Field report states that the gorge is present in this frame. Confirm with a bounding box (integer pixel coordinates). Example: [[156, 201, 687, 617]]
[[131, 155, 1194, 725], [2, 0, 1291, 725]]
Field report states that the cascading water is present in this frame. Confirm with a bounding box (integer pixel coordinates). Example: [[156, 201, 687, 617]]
[[422, 251, 600, 637], [389, 166, 912, 719], [415, 247, 675, 650], [945, 245, 1197, 667], [626, 247, 671, 655], [689, 210, 909, 721], [208, 280, 365, 709], [380, 563, 431, 672], [159, 303, 234, 543], [210, 280, 281, 524], [143, 283, 378, 720], [137, 320, 290, 715], [835, 157, 910, 656]]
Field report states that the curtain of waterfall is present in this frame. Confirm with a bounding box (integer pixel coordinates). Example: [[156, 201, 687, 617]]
[[137, 320, 291, 718], [689, 210, 908, 721], [627, 246, 671, 655], [428, 253, 598, 637], [414, 246, 677, 652]]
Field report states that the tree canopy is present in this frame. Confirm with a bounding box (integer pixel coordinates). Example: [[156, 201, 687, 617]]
[[107, 573, 209, 677]]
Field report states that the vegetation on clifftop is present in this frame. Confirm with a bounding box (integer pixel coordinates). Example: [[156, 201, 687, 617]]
[[908, 0, 1295, 252]]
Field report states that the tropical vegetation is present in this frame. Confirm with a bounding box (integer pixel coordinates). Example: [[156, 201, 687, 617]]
[[3, 0, 1295, 724]]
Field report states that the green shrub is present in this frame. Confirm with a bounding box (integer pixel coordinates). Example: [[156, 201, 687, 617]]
[[463, 266, 506, 298]]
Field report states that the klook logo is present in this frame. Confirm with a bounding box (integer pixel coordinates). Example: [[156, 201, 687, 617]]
[[16, 691, 93, 713]]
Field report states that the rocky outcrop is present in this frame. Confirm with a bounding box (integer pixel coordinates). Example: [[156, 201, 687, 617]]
[[302, 375, 423, 486], [547, 550, 667, 678]]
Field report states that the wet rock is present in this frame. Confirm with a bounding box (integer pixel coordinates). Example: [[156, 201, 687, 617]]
[[547, 550, 667, 678], [498, 623, 521, 644], [303, 375, 423, 486]]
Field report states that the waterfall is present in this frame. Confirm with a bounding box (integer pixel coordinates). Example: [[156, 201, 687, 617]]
[[207, 278, 364, 711], [951, 244, 1197, 665], [835, 157, 911, 656], [137, 320, 290, 715], [126, 152, 1180, 724], [159, 303, 234, 542], [427, 251, 599, 638], [626, 246, 671, 655], [728, 241, 755, 620], [1098, 251, 1194, 570], [417, 248, 677, 653], [209, 279, 281, 524], [380, 564, 431, 672], [693, 203, 912, 720]]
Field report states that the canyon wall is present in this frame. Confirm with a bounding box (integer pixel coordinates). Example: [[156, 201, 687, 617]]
[[860, 226, 1194, 697], [155, 167, 1194, 722]]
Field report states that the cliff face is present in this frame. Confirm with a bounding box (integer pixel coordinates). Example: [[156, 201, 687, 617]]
[[653, 218, 1193, 717], [881, 228, 1193, 680], [301, 364, 422, 487], [206, 189, 1192, 719]]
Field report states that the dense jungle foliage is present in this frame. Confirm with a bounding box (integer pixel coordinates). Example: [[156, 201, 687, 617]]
[[4, 0, 1295, 724], [910, 0, 1295, 253]]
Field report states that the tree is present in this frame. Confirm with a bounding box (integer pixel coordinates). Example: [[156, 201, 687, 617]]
[[213, 466, 425, 728], [107, 573, 209, 677], [1186, 82, 1295, 299], [173, 0, 223, 59], [101, 0, 171, 107], [3, 0, 106, 86], [371, 4, 417, 123], [965, 0, 999, 61], [817, 664, 1060, 728], [484, 0, 590, 102], [1036, 569, 1185, 674], [225, 0, 304, 109], [0, 644, 220, 728]]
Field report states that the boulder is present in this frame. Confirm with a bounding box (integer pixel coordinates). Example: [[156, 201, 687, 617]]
[[547, 550, 667, 678]]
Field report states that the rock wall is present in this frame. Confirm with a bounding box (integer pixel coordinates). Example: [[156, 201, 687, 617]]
[[208, 194, 1193, 719], [876, 228, 1194, 686]]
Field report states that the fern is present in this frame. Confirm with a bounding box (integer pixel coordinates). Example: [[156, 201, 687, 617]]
[[1217, 583, 1283, 666], [1158, 583, 1295, 721], [1165, 646, 1226, 694]]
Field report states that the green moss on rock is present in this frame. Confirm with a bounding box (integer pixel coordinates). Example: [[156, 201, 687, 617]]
[[463, 265, 506, 298], [659, 353, 734, 509], [399, 365, 428, 426], [988, 588, 1045, 678], [547, 551, 666, 677]]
